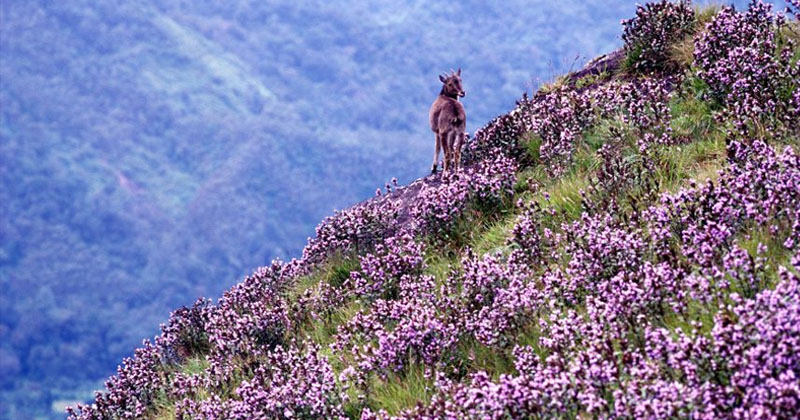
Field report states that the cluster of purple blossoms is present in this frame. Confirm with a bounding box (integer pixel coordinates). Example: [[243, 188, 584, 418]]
[[506, 200, 558, 268], [587, 80, 675, 206], [204, 262, 292, 366], [332, 274, 461, 387], [647, 140, 800, 271], [302, 198, 401, 265], [591, 77, 678, 147], [65, 341, 169, 420], [175, 343, 346, 420], [66, 260, 305, 420], [156, 297, 213, 364], [622, 0, 696, 72], [694, 0, 799, 135], [529, 86, 595, 176], [409, 153, 517, 238], [346, 234, 425, 301], [462, 95, 537, 164], [459, 252, 540, 348]]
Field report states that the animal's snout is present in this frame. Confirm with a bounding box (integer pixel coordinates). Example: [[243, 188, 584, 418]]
[[459, 91, 466, 97]]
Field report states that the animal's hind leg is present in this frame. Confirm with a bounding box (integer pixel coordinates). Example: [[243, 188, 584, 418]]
[[443, 130, 455, 173], [432, 132, 441, 173], [453, 132, 464, 172]]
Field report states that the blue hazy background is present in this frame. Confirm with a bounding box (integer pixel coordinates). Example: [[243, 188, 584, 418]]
[[0, 0, 767, 418]]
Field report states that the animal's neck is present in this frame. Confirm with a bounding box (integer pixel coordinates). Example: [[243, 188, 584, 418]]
[[439, 86, 458, 99]]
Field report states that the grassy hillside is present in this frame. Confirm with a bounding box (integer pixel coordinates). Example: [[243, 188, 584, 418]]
[[42, 0, 800, 419], [1, 1, 650, 417]]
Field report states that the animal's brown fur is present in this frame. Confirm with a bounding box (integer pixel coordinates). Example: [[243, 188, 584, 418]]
[[429, 69, 466, 173]]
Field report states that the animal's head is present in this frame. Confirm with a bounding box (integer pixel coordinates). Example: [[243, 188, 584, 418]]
[[439, 68, 465, 99]]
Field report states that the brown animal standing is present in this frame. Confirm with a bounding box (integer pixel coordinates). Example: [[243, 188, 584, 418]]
[[429, 69, 466, 173]]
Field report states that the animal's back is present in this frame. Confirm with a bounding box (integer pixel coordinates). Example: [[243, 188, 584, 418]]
[[429, 96, 465, 132]]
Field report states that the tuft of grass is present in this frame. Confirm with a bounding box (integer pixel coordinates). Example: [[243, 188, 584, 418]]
[[524, 132, 542, 166], [737, 225, 794, 273], [471, 215, 517, 257], [300, 300, 364, 352], [453, 338, 516, 379], [656, 136, 726, 193], [621, 44, 643, 73], [669, 3, 723, 68], [670, 81, 721, 142], [540, 174, 589, 221], [369, 363, 434, 416], [151, 397, 176, 420], [424, 251, 459, 285], [181, 356, 209, 375], [441, 190, 517, 255], [582, 117, 633, 151], [574, 70, 610, 90], [536, 74, 570, 94], [287, 254, 360, 302]]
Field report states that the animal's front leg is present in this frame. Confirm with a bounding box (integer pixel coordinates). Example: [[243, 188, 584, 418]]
[[432, 132, 442, 173]]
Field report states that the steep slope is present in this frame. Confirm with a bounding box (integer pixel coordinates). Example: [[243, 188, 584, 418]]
[[66, 1, 800, 419], [1, 1, 648, 417]]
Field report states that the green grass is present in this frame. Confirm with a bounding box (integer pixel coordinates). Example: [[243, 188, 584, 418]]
[[424, 251, 459, 284], [368, 363, 434, 416], [655, 137, 725, 192], [574, 70, 611, 90], [670, 79, 720, 141], [181, 355, 209, 375], [300, 300, 364, 352], [286, 253, 360, 303], [452, 338, 516, 379], [668, 3, 724, 68], [470, 216, 517, 257]]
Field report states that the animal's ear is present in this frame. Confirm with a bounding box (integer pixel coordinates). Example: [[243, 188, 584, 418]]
[[439, 74, 447, 83], [457, 68, 461, 76]]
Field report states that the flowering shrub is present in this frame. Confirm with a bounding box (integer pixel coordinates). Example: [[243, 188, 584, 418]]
[[175, 343, 346, 420], [231, 343, 346, 419], [462, 95, 536, 165], [646, 140, 800, 270], [529, 86, 595, 176], [506, 200, 556, 268], [467, 274, 540, 348], [66, 341, 168, 420], [157, 298, 213, 364], [694, 1, 799, 135], [205, 262, 291, 366], [392, 140, 800, 419], [346, 234, 425, 300], [409, 153, 517, 238], [622, 0, 695, 72], [333, 275, 461, 386], [302, 198, 400, 265], [406, 264, 799, 419]]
